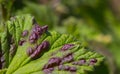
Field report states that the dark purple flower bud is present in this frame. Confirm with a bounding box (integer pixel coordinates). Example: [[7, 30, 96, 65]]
[[30, 50, 38, 59], [69, 67, 77, 72], [61, 53, 73, 64], [43, 69, 51, 74], [61, 44, 74, 51], [27, 48, 34, 56], [19, 40, 26, 46], [28, 41, 50, 59], [43, 57, 61, 69], [48, 57, 61, 65], [72, 61, 78, 65], [36, 41, 50, 53], [48, 68, 54, 71], [64, 65, 70, 70], [63, 55, 73, 63], [29, 32, 38, 43], [22, 30, 29, 37], [31, 32, 38, 40], [29, 25, 48, 44], [89, 58, 97, 65], [58, 65, 64, 70], [33, 25, 43, 35], [78, 58, 86, 65], [42, 41, 50, 49]]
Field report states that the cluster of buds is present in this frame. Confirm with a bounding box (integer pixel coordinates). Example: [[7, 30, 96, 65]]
[[60, 53, 73, 64], [72, 58, 97, 66], [61, 44, 74, 51], [27, 41, 50, 59], [29, 25, 48, 43], [43, 53, 75, 73], [58, 65, 77, 72]]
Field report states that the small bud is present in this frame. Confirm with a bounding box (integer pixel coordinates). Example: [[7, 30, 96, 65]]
[[89, 58, 97, 65], [72, 61, 78, 65], [69, 67, 77, 72], [28, 41, 50, 59], [33, 25, 43, 35], [78, 58, 86, 65], [22, 30, 28, 37], [61, 44, 74, 51], [27, 48, 34, 56], [48, 57, 61, 65], [61, 53, 73, 64], [29, 32, 38, 43], [64, 65, 70, 70], [19, 40, 26, 46], [49, 68, 54, 71], [58, 65, 64, 70], [43, 69, 51, 74], [29, 25, 48, 43], [43, 57, 61, 69]]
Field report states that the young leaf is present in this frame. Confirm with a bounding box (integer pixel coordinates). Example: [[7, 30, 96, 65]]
[[0, 14, 104, 74]]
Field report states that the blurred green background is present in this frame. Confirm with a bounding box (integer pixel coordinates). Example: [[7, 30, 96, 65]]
[[0, 0, 120, 74]]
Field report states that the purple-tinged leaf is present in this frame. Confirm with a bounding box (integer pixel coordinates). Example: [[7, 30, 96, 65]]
[[28, 41, 50, 59], [44, 57, 61, 69], [69, 66, 77, 72], [89, 58, 97, 65], [78, 59, 86, 65], [29, 32, 38, 43], [27, 48, 34, 56], [61, 53, 73, 64], [22, 30, 29, 37], [19, 40, 26, 46], [61, 44, 74, 51]]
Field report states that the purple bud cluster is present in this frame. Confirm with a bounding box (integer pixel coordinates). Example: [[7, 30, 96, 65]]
[[43, 68, 54, 74], [89, 58, 97, 65], [58, 65, 77, 72], [43, 57, 61, 74], [43, 53, 75, 73], [72, 58, 98, 66], [27, 41, 50, 59], [43, 57, 62, 69], [61, 44, 74, 51], [27, 48, 34, 56], [61, 53, 73, 64], [29, 25, 48, 43], [22, 30, 29, 37], [72, 58, 86, 66]]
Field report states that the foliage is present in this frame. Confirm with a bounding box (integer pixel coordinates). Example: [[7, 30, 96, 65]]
[[0, 14, 104, 74], [0, 0, 120, 74]]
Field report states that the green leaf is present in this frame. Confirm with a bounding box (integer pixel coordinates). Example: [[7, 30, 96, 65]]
[[7, 14, 33, 45], [0, 69, 7, 74], [0, 14, 104, 74], [1, 29, 10, 68]]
